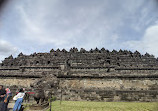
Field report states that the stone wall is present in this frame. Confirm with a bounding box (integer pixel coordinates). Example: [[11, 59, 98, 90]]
[[60, 78, 158, 90], [0, 77, 37, 88], [59, 78, 158, 102]]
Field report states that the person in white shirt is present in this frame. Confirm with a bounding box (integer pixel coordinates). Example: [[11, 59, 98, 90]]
[[13, 88, 25, 111]]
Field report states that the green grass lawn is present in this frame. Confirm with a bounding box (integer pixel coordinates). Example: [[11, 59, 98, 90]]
[[48, 101, 158, 111]]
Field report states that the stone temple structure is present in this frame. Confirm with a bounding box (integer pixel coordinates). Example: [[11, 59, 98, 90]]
[[0, 47, 158, 102]]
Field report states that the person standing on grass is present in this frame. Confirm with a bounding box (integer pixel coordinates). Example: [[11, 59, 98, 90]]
[[0, 85, 6, 111], [13, 88, 25, 111], [1, 88, 12, 111]]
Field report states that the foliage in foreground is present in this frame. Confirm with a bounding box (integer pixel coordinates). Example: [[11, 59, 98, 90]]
[[47, 101, 158, 111]]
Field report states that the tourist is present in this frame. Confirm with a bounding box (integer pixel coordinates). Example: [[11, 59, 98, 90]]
[[13, 88, 25, 111], [0, 85, 6, 111], [1, 88, 12, 111]]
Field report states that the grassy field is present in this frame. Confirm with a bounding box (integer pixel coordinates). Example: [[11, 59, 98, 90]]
[[48, 101, 158, 111]]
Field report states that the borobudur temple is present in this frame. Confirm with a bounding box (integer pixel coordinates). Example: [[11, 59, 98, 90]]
[[0, 47, 158, 102]]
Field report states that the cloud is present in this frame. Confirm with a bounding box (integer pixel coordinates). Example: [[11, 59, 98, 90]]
[[13, 0, 144, 47], [122, 22, 158, 57], [0, 0, 158, 61], [0, 39, 18, 61], [142, 23, 158, 55]]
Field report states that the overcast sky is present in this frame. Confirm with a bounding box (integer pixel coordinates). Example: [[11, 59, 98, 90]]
[[0, 0, 158, 62]]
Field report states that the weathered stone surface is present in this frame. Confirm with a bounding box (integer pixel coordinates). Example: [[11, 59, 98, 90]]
[[0, 78, 36, 88], [0, 48, 158, 102]]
